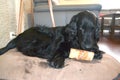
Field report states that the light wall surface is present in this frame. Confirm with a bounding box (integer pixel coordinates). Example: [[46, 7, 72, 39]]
[[0, 0, 17, 48]]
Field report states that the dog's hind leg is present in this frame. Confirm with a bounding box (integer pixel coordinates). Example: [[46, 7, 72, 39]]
[[0, 38, 17, 55]]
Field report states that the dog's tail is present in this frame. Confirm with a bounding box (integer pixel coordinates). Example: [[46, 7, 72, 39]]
[[0, 38, 17, 55]]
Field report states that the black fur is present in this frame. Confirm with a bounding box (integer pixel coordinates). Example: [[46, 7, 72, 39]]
[[0, 11, 103, 68]]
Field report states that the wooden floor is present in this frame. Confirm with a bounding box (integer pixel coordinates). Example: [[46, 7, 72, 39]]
[[98, 32, 120, 62]]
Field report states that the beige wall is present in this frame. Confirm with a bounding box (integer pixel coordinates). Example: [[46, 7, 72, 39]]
[[59, 0, 99, 5], [59, 0, 120, 9], [0, 0, 34, 48], [0, 0, 17, 48]]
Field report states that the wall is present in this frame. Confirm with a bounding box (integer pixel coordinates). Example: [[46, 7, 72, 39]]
[[59, 0, 99, 5], [59, 0, 120, 9], [0, 0, 17, 48], [99, 0, 120, 9], [0, 0, 34, 48]]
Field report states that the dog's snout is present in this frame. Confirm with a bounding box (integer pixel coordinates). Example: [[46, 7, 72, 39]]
[[85, 45, 93, 49], [81, 41, 94, 50], [82, 44, 92, 50]]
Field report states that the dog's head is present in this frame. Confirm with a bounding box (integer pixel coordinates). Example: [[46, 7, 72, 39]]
[[67, 11, 100, 51]]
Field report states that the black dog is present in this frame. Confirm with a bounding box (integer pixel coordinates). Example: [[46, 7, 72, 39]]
[[0, 11, 103, 68]]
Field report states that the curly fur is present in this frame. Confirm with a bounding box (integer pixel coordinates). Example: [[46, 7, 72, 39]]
[[0, 11, 103, 68]]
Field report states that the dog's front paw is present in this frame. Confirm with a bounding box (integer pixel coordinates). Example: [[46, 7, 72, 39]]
[[94, 53, 102, 59], [48, 57, 65, 68], [93, 51, 104, 59]]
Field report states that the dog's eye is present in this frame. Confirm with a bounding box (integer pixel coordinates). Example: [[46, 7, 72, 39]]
[[91, 28, 96, 31], [79, 28, 84, 32], [71, 31, 75, 35], [79, 28, 82, 31]]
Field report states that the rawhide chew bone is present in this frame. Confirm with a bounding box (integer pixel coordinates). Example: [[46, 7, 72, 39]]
[[69, 48, 94, 61]]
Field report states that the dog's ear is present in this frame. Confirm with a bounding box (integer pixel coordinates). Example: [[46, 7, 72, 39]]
[[69, 15, 78, 28], [65, 15, 78, 41], [95, 18, 100, 41], [65, 15, 78, 35]]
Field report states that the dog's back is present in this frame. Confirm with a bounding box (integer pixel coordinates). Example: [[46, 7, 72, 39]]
[[0, 26, 53, 56], [0, 26, 66, 58]]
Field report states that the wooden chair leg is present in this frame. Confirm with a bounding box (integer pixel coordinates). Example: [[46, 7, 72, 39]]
[[110, 15, 115, 37], [101, 17, 104, 36]]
